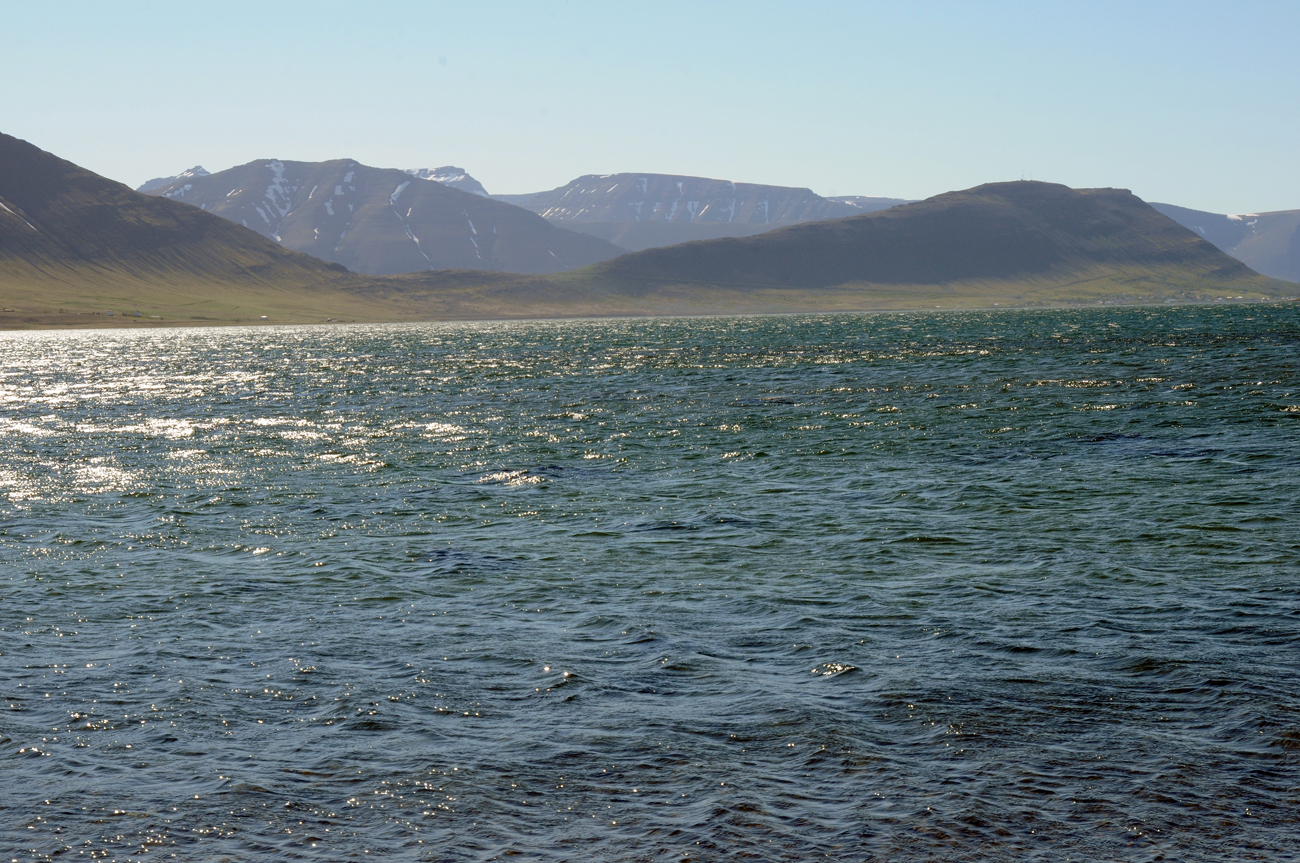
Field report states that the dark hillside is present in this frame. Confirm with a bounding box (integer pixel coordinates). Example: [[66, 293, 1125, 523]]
[[0, 133, 342, 284], [593, 181, 1258, 291]]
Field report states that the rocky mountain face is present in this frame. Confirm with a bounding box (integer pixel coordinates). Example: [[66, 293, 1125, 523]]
[[140, 160, 621, 275], [138, 165, 491, 197], [1151, 202, 1300, 283], [495, 173, 911, 251], [0, 135, 340, 280]]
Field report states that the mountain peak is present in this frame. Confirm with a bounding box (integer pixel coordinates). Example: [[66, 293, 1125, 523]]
[[136, 166, 209, 194], [404, 166, 489, 197]]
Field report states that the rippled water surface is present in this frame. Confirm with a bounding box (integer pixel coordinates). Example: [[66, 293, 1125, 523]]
[[2, 306, 1299, 861]]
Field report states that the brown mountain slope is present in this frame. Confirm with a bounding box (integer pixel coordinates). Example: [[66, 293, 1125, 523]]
[[579, 181, 1282, 300]]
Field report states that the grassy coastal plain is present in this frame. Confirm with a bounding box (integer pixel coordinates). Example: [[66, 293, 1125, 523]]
[[0, 266, 1289, 331]]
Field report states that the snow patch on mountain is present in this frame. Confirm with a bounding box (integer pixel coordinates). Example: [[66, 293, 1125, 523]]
[[0, 200, 38, 231], [406, 166, 489, 197], [137, 166, 210, 195], [264, 161, 292, 219]]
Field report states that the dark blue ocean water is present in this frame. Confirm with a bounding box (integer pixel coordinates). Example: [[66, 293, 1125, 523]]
[[1, 305, 1298, 861]]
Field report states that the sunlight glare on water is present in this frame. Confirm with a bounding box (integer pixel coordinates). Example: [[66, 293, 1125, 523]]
[[1, 306, 1298, 861]]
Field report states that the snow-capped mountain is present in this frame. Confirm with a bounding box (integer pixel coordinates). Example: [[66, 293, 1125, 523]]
[[404, 166, 489, 197], [136, 166, 210, 195], [139, 159, 621, 276], [495, 173, 911, 251]]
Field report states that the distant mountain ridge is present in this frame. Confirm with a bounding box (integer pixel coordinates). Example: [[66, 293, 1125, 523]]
[[140, 160, 621, 275], [3, 134, 1288, 331], [0, 132, 376, 323], [1151, 202, 1300, 283], [826, 195, 912, 211], [582, 181, 1282, 302], [0, 132, 623, 326], [137, 165, 210, 195], [495, 173, 911, 251], [403, 166, 489, 197], [0, 137, 347, 282], [138, 164, 492, 198]]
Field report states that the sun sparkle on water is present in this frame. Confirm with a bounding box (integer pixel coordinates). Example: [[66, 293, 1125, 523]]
[[2, 306, 1298, 860]]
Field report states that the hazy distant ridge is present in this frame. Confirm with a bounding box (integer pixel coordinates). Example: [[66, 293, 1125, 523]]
[[141, 160, 621, 276], [584, 181, 1281, 300], [1152, 202, 1300, 283], [496, 173, 911, 252]]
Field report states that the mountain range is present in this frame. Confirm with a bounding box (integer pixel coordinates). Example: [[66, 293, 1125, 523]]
[[128, 158, 1300, 285], [576, 181, 1280, 310], [0, 132, 380, 324], [495, 173, 910, 251], [0, 132, 1290, 329], [140, 159, 621, 275], [1151, 203, 1300, 283]]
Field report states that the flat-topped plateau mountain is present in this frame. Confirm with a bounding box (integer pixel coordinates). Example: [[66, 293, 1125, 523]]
[[495, 173, 911, 251], [1151, 202, 1300, 283], [1, 134, 1289, 329], [141, 159, 620, 275], [140, 164, 491, 198]]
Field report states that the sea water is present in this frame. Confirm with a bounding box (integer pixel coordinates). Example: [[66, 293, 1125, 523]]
[[1, 305, 1297, 861]]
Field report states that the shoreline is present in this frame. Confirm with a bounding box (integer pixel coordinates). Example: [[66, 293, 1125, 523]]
[[1, 295, 1294, 333]]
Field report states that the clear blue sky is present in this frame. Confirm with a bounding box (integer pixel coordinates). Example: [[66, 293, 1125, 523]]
[[3, 0, 1297, 212]]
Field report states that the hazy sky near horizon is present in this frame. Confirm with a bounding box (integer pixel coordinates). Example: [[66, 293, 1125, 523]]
[[3, 0, 1296, 213]]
